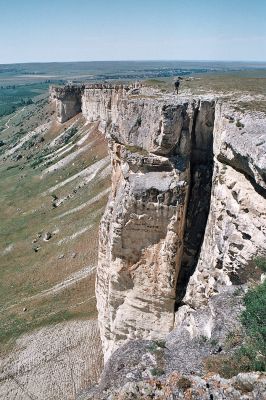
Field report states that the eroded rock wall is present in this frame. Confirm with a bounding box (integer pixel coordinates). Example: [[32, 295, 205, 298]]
[[182, 104, 266, 311], [51, 84, 266, 364], [95, 94, 216, 361], [50, 85, 83, 123], [94, 92, 266, 361]]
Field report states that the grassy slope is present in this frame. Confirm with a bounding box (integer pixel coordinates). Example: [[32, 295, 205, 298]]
[[0, 96, 110, 354]]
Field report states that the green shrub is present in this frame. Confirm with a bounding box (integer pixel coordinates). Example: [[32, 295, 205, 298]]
[[6, 165, 18, 171], [124, 144, 149, 156], [155, 339, 166, 348], [150, 367, 164, 376], [61, 127, 78, 145], [148, 339, 166, 353], [241, 280, 266, 357], [30, 157, 43, 168], [254, 257, 266, 273], [204, 267, 266, 377]]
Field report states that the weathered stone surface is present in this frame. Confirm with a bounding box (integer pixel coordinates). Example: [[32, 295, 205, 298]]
[[97, 147, 189, 361], [214, 102, 266, 190], [84, 371, 266, 400], [50, 85, 83, 123], [81, 287, 244, 397], [94, 93, 217, 361], [52, 84, 266, 368], [181, 104, 266, 312]]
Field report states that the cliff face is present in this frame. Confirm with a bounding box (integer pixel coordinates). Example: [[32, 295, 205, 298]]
[[83, 86, 216, 360], [104, 101, 218, 360], [182, 105, 266, 311], [50, 85, 83, 123], [51, 85, 266, 364]]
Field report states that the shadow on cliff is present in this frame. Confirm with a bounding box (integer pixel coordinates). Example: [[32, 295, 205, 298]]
[[175, 102, 215, 309]]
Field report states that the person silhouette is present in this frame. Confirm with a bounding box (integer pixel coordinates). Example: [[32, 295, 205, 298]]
[[174, 79, 180, 94]]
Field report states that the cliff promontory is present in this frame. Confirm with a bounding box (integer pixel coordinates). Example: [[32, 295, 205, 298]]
[[51, 83, 266, 397]]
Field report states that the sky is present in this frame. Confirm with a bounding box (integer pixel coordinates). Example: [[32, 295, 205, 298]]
[[0, 0, 266, 63]]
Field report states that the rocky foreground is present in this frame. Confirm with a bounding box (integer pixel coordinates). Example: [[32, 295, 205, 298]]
[[85, 372, 266, 400]]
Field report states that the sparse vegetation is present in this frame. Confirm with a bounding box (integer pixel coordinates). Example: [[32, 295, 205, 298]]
[[205, 259, 266, 378], [124, 144, 149, 156], [148, 339, 166, 353], [236, 119, 245, 128], [224, 329, 243, 350], [176, 377, 192, 390], [254, 256, 266, 272], [145, 79, 169, 92], [0, 309, 88, 347], [150, 367, 164, 377]]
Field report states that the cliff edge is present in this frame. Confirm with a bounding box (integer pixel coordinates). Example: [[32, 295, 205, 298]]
[[51, 83, 266, 397], [51, 83, 265, 358]]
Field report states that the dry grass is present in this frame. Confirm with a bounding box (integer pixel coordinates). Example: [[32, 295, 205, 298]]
[[144, 72, 266, 112]]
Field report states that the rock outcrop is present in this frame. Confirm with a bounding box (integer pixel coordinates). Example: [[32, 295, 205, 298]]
[[181, 104, 266, 313], [83, 371, 266, 400], [51, 84, 266, 364], [96, 96, 217, 361], [50, 85, 83, 123]]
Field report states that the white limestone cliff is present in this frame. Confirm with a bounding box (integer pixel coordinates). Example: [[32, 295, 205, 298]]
[[51, 84, 266, 363]]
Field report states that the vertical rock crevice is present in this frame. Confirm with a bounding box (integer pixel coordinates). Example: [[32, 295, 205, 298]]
[[175, 100, 215, 308], [95, 97, 217, 360]]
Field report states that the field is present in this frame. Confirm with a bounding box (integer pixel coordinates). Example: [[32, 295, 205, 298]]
[[0, 82, 51, 117], [145, 70, 266, 114]]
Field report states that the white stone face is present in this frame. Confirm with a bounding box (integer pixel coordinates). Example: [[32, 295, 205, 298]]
[[183, 105, 266, 309], [89, 90, 216, 361], [96, 153, 190, 360], [95, 94, 265, 362], [52, 84, 266, 363], [175, 104, 266, 338], [50, 86, 82, 123]]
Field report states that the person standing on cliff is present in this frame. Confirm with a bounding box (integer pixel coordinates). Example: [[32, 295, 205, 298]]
[[174, 79, 180, 94]]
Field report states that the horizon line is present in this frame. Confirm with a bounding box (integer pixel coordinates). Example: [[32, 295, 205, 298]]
[[1, 59, 266, 66]]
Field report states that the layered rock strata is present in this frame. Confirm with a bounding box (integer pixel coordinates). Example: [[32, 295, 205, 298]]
[[51, 84, 266, 363]]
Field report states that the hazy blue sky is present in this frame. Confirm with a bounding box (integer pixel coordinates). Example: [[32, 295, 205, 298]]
[[0, 0, 265, 63]]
